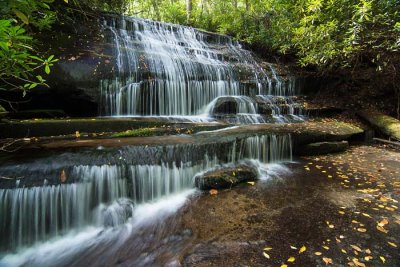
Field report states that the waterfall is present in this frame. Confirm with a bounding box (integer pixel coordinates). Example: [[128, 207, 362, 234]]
[[0, 134, 292, 252], [99, 15, 302, 121]]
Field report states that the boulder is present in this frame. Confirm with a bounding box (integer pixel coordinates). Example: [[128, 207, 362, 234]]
[[195, 164, 258, 190], [357, 110, 400, 141], [211, 97, 239, 115], [297, 141, 349, 156]]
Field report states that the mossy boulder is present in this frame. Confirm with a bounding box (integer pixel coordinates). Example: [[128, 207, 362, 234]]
[[357, 110, 400, 141], [195, 164, 258, 190], [297, 141, 349, 156]]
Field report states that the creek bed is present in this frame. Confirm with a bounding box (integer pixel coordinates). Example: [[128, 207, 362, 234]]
[[1, 145, 399, 267]]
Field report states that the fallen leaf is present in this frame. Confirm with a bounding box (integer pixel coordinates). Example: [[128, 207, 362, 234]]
[[322, 246, 329, 250], [352, 258, 366, 267], [263, 252, 270, 259], [60, 169, 67, 183], [357, 228, 367, 232], [287, 257, 295, 263], [299, 245, 306, 253], [365, 249, 371, 254], [379, 256, 385, 263], [377, 225, 388, 233], [263, 247, 272, 251], [350, 245, 362, 252], [341, 249, 347, 254], [281, 265, 288, 267], [247, 181, 255, 186], [388, 241, 397, 248], [209, 189, 218, 195], [75, 131, 80, 138], [322, 257, 333, 265], [290, 246, 297, 250], [364, 256, 373, 261], [378, 218, 389, 226], [315, 252, 322, 255]]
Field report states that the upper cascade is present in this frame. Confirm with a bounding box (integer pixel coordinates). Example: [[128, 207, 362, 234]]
[[99, 15, 303, 122]]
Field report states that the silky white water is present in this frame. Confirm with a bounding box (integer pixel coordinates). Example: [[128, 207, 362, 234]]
[[99, 16, 302, 121]]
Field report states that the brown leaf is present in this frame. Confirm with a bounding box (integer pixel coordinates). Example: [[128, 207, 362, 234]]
[[352, 258, 366, 267], [378, 218, 389, 227], [350, 245, 362, 252], [60, 169, 67, 183], [322, 257, 333, 265], [209, 189, 218, 195], [376, 225, 388, 233]]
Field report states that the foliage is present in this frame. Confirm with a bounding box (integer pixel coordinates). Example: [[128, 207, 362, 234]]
[[0, 0, 58, 95], [121, 0, 400, 72]]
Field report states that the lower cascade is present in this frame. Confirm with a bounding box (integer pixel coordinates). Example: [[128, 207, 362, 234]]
[[0, 134, 292, 252]]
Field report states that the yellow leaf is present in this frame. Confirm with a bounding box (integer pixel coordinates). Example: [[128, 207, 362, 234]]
[[362, 213, 372, 218], [287, 257, 295, 263], [322, 257, 333, 265], [263, 247, 272, 251], [365, 249, 371, 254], [64, 0, 69, 3], [247, 181, 255, 186], [357, 228, 367, 232], [290, 246, 297, 250], [14, 10, 29, 24], [379, 256, 385, 263], [341, 249, 347, 254], [299, 245, 306, 253], [281, 265, 288, 267], [263, 252, 270, 259], [388, 241, 397, 248], [315, 252, 322, 255], [364, 256, 373, 261], [322, 246, 329, 250], [75, 131, 81, 138]]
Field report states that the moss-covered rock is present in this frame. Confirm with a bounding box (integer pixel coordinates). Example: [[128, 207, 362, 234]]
[[297, 141, 349, 156], [357, 110, 400, 141], [195, 164, 258, 190]]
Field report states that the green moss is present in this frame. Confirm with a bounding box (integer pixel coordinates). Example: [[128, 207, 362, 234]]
[[111, 128, 155, 137]]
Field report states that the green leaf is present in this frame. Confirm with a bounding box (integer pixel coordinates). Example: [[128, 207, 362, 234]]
[[64, 0, 68, 3], [47, 55, 54, 61], [30, 56, 44, 62], [14, 10, 29, 25], [29, 83, 38, 89], [45, 64, 50, 74]]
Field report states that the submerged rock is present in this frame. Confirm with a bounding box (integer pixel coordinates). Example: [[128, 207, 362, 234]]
[[195, 164, 258, 190], [297, 141, 349, 156]]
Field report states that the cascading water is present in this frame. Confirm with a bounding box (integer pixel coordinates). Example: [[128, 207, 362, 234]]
[[99, 15, 303, 122], [0, 134, 292, 253]]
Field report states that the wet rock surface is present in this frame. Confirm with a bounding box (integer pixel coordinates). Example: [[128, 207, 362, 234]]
[[298, 141, 349, 156], [176, 145, 400, 267], [194, 164, 258, 190]]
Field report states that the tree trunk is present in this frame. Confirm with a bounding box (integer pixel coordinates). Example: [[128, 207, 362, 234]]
[[186, 0, 192, 24]]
